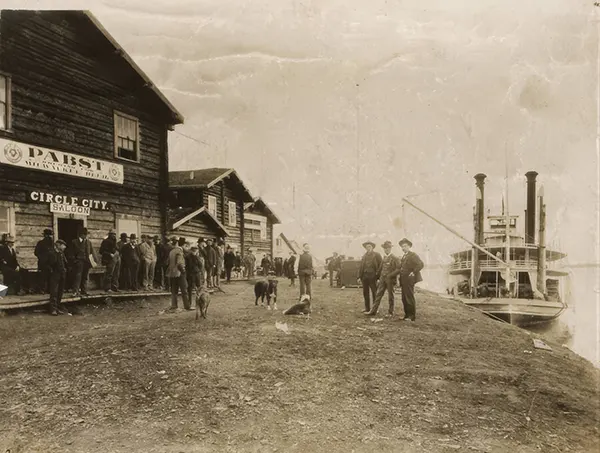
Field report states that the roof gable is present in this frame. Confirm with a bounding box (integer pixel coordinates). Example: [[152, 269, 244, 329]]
[[244, 197, 281, 224], [169, 168, 254, 202]]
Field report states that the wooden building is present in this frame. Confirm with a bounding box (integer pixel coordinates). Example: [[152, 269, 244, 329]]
[[274, 232, 298, 258], [243, 197, 281, 258], [168, 168, 254, 252], [0, 11, 183, 277]]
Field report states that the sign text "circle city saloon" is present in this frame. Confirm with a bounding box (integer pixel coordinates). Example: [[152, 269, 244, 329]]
[[28, 191, 111, 210]]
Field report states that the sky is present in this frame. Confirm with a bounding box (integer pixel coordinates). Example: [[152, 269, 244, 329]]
[[8, 0, 600, 264]]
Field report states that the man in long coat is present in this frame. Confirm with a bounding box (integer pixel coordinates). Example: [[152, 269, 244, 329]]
[[67, 228, 98, 297], [0, 235, 25, 295], [34, 228, 54, 293], [398, 238, 424, 322], [167, 237, 190, 310], [100, 229, 120, 292], [366, 241, 401, 317], [47, 239, 68, 315], [357, 241, 383, 314]]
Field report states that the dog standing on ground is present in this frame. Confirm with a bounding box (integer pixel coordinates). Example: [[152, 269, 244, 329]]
[[195, 289, 211, 320], [254, 279, 278, 310], [283, 294, 311, 315]]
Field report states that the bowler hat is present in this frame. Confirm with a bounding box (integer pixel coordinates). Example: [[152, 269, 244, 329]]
[[5, 234, 15, 243], [108, 229, 116, 235], [120, 233, 128, 239], [130, 234, 137, 240], [197, 237, 205, 243], [56, 239, 67, 246], [43, 228, 53, 236], [381, 240, 393, 248], [398, 238, 413, 247], [362, 241, 376, 248], [79, 228, 88, 235]]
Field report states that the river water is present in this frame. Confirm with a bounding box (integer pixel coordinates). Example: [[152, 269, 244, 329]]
[[420, 266, 600, 368]]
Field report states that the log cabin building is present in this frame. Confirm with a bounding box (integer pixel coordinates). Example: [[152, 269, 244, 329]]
[[0, 11, 183, 286], [168, 168, 254, 252], [243, 197, 281, 258]]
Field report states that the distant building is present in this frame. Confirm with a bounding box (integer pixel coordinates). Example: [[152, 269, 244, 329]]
[[274, 232, 298, 258], [168, 168, 254, 252], [243, 197, 280, 258]]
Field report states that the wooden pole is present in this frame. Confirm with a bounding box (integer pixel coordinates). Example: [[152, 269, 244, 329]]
[[401, 198, 509, 266]]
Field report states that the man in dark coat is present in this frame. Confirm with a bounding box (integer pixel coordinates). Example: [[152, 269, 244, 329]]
[[286, 251, 297, 287], [357, 241, 383, 313], [261, 254, 273, 276], [34, 228, 54, 293], [121, 234, 140, 291], [398, 238, 424, 322], [223, 246, 236, 283], [186, 244, 205, 302], [234, 251, 242, 278], [116, 233, 128, 289], [47, 239, 68, 315], [297, 244, 313, 299], [0, 234, 25, 295], [100, 229, 120, 292], [204, 238, 217, 288], [67, 228, 98, 297], [326, 252, 341, 287], [366, 241, 401, 317]]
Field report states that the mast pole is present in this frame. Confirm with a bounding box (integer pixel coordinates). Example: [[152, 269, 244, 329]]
[[504, 143, 511, 295], [537, 186, 547, 295], [401, 198, 509, 266]]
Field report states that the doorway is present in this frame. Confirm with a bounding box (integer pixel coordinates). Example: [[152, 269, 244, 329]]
[[57, 218, 84, 245]]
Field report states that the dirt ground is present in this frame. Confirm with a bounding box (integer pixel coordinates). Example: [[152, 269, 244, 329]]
[[0, 279, 598, 453]]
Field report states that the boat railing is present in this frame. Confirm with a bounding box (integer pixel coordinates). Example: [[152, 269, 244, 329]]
[[449, 259, 558, 271]]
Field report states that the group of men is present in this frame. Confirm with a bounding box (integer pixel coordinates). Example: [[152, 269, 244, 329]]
[[356, 238, 424, 321]]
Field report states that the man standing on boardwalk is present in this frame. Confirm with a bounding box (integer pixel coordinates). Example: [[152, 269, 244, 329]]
[[139, 235, 157, 291], [297, 243, 314, 300], [357, 241, 382, 314], [167, 237, 190, 311], [365, 241, 400, 317], [100, 229, 120, 292], [68, 228, 98, 297], [398, 238, 424, 322], [34, 229, 54, 294], [121, 234, 140, 292], [47, 239, 68, 316]]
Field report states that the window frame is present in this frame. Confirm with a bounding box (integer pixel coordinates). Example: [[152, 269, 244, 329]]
[[0, 202, 16, 237], [228, 200, 237, 226], [0, 72, 12, 132], [207, 195, 217, 217], [113, 110, 140, 163]]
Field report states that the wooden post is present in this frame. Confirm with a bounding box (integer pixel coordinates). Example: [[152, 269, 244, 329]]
[[537, 187, 547, 295]]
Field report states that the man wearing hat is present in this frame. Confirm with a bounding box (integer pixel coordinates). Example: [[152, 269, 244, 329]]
[[116, 233, 129, 289], [366, 240, 401, 317], [398, 238, 424, 321], [0, 234, 25, 295], [121, 233, 140, 291], [204, 238, 216, 288], [185, 243, 205, 302], [100, 229, 120, 292], [357, 241, 383, 313], [167, 237, 190, 310], [139, 234, 157, 291], [34, 229, 54, 294], [67, 228, 98, 297], [47, 239, 68, 315], [326, 252, 341, 288]]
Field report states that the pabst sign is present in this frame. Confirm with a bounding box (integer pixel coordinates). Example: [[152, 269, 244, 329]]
[[0, 138, 124, 185]]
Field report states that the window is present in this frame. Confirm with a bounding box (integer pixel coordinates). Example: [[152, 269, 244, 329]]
[[0, 205, 15, 236], [116, 218, 140, 238], [114, 111, 140, 162], [276, 238, 282, 247], [0, 74, 12, 131], [228, 201, 237, 226], [260, 220, 267, 240], [208, 195, 217, 217]]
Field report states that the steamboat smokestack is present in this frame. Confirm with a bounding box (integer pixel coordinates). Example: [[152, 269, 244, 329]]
[[474, 173, 486, 245], [525, 171, 538, 244]]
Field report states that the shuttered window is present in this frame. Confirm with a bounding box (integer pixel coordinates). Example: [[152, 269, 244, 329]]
[[0, 205, 15, 237], [228, 201, 237, 226], [114, 111, 140, 162], [208, 196, 217, 217], [0, 74, 11, 131]]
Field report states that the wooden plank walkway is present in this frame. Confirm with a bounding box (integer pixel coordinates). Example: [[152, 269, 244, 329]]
[[0, 289, 171, 310]]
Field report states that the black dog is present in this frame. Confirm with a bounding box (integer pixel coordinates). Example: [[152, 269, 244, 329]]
[[254, 279, 278, 310]]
